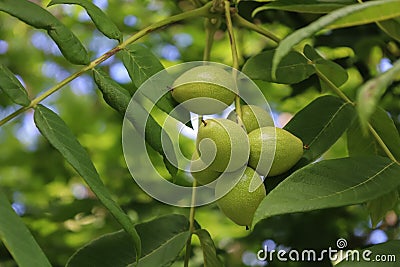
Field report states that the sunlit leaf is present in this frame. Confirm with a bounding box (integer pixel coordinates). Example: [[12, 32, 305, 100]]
[[0, 64, 30, 106], [253, 156, 400, 227], [33, 104, 141, 258], [67, 214, 189, 267], [272, 0, 400, 77], [0, 190, 52, 267], [48, 0, 122, 41], [253, 0, 353, 15]]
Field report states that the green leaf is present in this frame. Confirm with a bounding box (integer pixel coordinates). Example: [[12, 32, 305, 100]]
[[119, 44, 188, 124], [367, 190, 399, 228], [67, 214, 189, 267], [93, 69, 131, 115], [242, 50, 315, 84], [0, 190, 52, 267], [348, 107, 400, 161], [120, 43, 164, 89], [284, 95, 356, 166], [315, 59, 349, 90], [48, 0, 122, 41], [253, 156, 400, 227], [336, 240, 400, 267], [303, 45, 349, 89], [356, 58, 400, 130], [0, 64, 30, 106], [33, 104, 141, 259], [0, 0, 90, 65], [47, 25, 90, 65], [253, 0, 352, 15], [194, 229, 223, 267], [272, 0, 400, 77], [126, 100, 178, 179], [330, 0, 400, 30], [377, 18, 400, 42], [133, 214, 190, 267]]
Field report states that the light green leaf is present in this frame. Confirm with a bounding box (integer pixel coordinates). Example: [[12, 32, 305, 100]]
[[120, 43, 164, 89], [33, 104, 141, 259], [0, 64, 30, 106], [253, 156, 400, 227], [242, 50, 315, 84], [0, 0, 90, 65], [356, 58, 400, 131], [377, 18, 400, 42], [272, 0, 400, 77], [67, 214, 189, 267], [253, 0, 353, 15], [194, 229, 223, 267], [336, 240, 400, 267], [48, 0, 122, 41], [0, 190, 52, 267], [284, 95, 356, 166]]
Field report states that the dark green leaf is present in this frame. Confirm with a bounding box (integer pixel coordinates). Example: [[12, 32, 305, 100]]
[[0, 190, 52, 267], [253, 156, 400, 227], [284, 95, 356, 166], [336, 240, 400, 267], [253, 0, 353, 15], [194, 229, 223, 267], [272, 0, 400, 76], [0, 64, 30, 106], [348, 107, 400, 161], [119, 44, 188, 124], [367, 190, 399, 228], [377, 18, 400, 42], [93, 69, 131, 115], [242, 50, 315, 84], [303, 45, 349, 89], [0, 0, 90, 65], [48, 0, 122, 41], [33, 105, 141, 258], [315, 59, 349, 90], [47, 25, 90, 65], [356, 58, 400, 130], [67, 214, 189, 267]]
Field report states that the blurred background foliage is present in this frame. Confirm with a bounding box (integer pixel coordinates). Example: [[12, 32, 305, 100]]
[[0, 0, 400, 266]]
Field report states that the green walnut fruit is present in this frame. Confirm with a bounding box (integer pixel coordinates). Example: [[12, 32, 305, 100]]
[[248, 127, 303, 176], [227, 105, 274, 133], [171, 65, 236, 115], [190, 150, 221, 186], [216, 167, 266, 227], [197, 118, 249, 172]]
